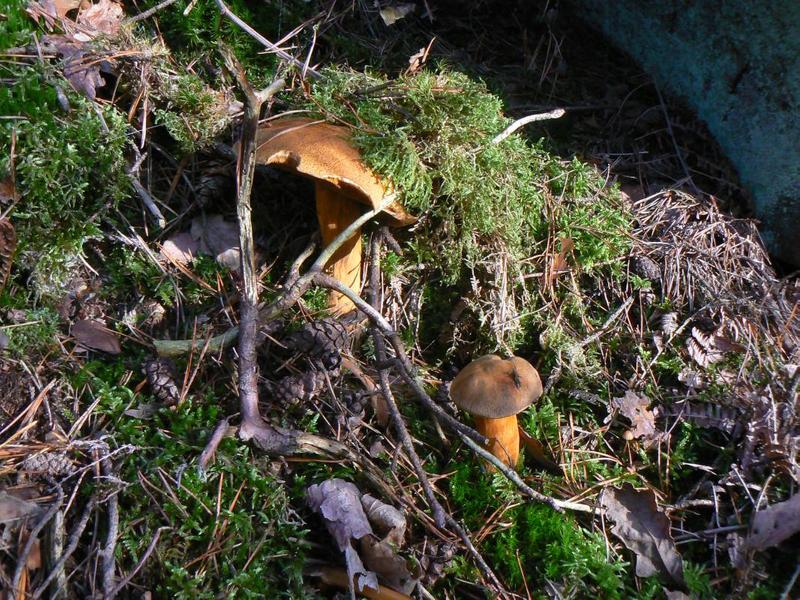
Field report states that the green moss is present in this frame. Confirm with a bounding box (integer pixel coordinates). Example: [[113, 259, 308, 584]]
[[105, 247, 175, 307], [306, 67, 632, 357], [0, 65, 129, 298], [0, 0, 35, 50], [76, 362, 316, 598], [0, 306, 60, 357], [449, 461, 628, 596], [134, 0, 311, 87], [153, 70, 232, 153]]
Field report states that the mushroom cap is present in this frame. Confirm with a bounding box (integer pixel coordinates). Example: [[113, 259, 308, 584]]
[[449, 354, 542, 419], [252, 117, 415, 226]]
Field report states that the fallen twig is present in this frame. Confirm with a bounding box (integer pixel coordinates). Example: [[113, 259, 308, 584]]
[[213, 0, 321, 79], [123, 0, 180, 24], [99, 446, 119, 599], [127, 150, 166, 229], [220, 47, 280, 440], [492, 108, 566, 144], [33, 495, 98, 599], [11, 482, 64, 600]]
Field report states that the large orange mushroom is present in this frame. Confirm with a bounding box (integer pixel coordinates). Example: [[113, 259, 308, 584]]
[[252, 118, 415, 314], [450, 354, 543, 469]]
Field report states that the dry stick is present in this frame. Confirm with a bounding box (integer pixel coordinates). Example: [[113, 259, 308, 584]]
[[459, 436, 591, 513], [153, 196, 397, 358], [220, 48, 275, 435], [128, 149, 166, 228], [213, 0, 321, 79], [491, 108, 566, 144], [11, 483, 65, 599], [99, 448, 120, 600], [32, 496, 98, 599], [367, 235, 445, 528], [108, 527, 169, 597], [42, 505, 65, 600], [124, 0, 180, 24], [367, 234, 509, 597]]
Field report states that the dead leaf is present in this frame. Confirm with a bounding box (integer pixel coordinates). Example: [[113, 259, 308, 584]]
[[71, 319, 121, 354], [600, 484, 686, 588], [160, 232, 198, 265], [361, 494, 406, 547], [0, 177, 18, 204], [405, 38, 435, 76], [75, 0, 123, 38], [379, 3, 415, 26], [611, 391, 659, 442], [742, 493, 800, 552], [52, 0, 80, 17], [40, 36, 106, 99], [0, 492, 41, 524], [306, 479, 379, 595], [26, 0, 80, 20], [190, 214, 240, 271], [359, 536, 417, 594], [0, 217, 17, 292], [26, 0, 121, 98], [548, 237, 574, 285]]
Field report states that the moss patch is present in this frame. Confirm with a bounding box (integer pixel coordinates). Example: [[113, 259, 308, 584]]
[[0, 64, 128, 298], [306, 67, 631, 356]]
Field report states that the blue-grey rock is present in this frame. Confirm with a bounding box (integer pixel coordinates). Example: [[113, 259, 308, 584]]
[[566, 1, 800, 265]]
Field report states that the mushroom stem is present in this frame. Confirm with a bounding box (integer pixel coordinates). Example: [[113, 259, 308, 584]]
[[315, 181, 363, 315], [474, 415, 520, 469]]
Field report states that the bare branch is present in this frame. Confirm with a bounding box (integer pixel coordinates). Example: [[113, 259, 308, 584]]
[[492, 108, 565, 144]]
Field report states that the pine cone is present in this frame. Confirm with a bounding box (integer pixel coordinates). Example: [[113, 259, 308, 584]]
[[284, 318, 349, 371], [21, 452, 74, 478], [144, 358, 180, 406], [420, 542, 456, 586], [264, 369, 327, 405], [195, 173, 233, 207]]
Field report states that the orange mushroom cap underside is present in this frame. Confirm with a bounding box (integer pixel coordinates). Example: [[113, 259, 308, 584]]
[[252, 118, 416, 226]]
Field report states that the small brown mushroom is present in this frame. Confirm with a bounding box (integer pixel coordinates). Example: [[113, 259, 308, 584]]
[[450, 354, 542, 469], [251, 118, 415, 314]]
